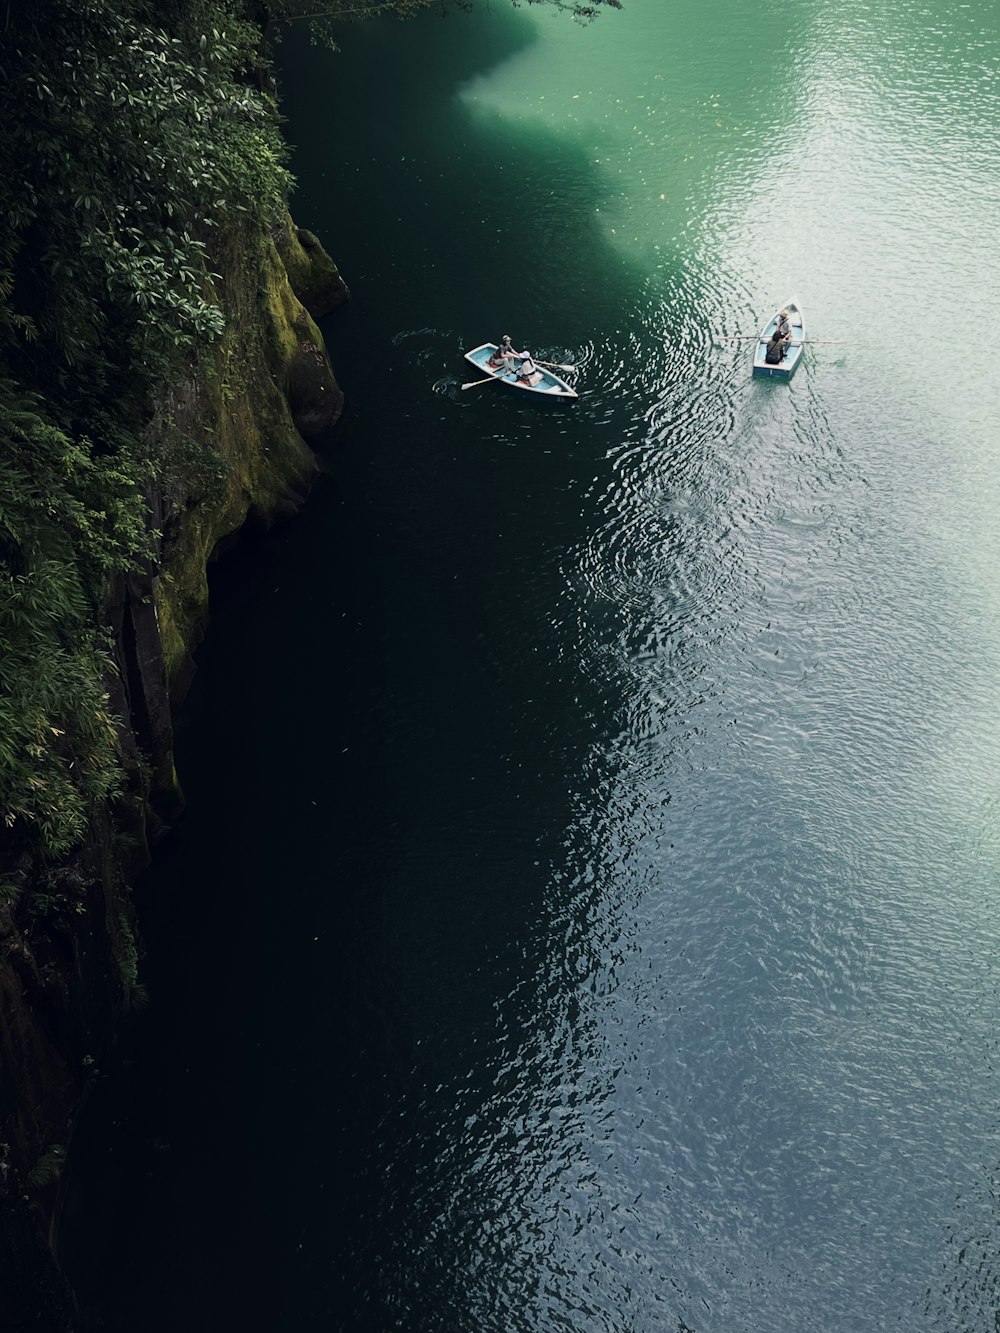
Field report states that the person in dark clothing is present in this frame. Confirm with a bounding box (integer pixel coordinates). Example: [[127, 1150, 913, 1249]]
[[488, 335, 520, 372], [764, 330, 786, 364]]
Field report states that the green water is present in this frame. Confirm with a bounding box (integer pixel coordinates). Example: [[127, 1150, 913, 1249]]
[[63, 1, 1000, 1330]]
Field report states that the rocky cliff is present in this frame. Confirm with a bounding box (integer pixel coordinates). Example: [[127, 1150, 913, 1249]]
[[0, 214, 349, 1328]]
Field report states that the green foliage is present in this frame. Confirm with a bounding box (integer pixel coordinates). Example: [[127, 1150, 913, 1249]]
[[0, 0, 294, 859], [0, 386, 149, 587], [0, 0, 292, 397], [0, 567, 122, 858], [0, 879, 24, 910], [146, 417, 232, 510], [27, 1145, 68, 1190], [0, 386, 140, 855]]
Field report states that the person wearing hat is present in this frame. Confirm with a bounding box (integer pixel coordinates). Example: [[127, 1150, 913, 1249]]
[[488, 335, 521, 373], [516, 350, 540, 385], [762, 309, 793, 363]]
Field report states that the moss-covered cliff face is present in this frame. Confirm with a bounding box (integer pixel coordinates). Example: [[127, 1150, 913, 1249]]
[[151, 214, 350, 707], [0, 212, 348, 1327]]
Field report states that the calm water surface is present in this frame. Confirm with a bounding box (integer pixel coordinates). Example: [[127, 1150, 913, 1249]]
[[65, 0, 1000, 1329]]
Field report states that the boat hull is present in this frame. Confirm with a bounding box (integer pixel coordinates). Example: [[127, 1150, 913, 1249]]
[[752, 300, 805, 380], [464, 344, 578, 399]]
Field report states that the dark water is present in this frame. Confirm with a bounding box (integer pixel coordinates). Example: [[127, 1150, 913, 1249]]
[[63, 2, 1000, 1330]]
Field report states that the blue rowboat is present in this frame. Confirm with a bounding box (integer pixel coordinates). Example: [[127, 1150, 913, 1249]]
[[752, 299, 805, 380], [464, 343, 578, 400]]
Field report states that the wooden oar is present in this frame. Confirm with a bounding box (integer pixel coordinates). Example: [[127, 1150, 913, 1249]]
[[715, 334, 847, 345], [461, 373, 503, 390], [535, 359, 576, 372]]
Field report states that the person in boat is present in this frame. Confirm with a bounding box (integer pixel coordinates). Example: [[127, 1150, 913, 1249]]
[[775, 308, 792, 341], [487, 335, 519, 372], [764, 330, 787, 364], [515, 351, 541, 385]]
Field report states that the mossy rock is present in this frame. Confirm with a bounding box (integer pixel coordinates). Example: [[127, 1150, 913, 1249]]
[[275, 214, 351, 320]]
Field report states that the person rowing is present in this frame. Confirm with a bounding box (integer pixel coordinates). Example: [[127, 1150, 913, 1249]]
[[764, 329, 787, 364], [487, 335, 520, 373]]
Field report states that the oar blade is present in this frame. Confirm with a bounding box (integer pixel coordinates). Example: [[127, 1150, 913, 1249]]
[[532, 358, 578, 372]]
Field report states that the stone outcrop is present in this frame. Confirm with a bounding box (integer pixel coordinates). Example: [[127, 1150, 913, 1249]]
[[275, 214, 352, 320]]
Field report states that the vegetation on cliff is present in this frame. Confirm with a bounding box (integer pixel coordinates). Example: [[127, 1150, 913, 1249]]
[[0, 4, 350, 1296], [0, 0, 296, 861]]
